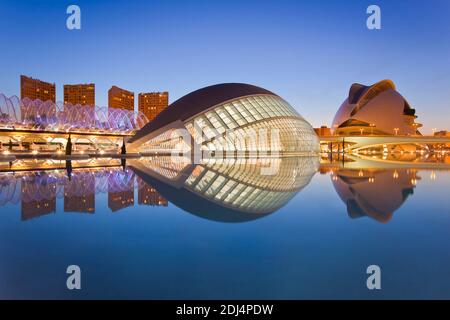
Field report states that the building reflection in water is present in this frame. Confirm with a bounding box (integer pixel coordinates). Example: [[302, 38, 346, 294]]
[[0, 166, 167, 220], [330, 168, 419, 223], [137, 176, 168, 207], [21, 173, 57, 221], [129, 156, 319, 222], [0, 156, 319, 223], [107, 169, 135, 213], [2, 157, 437, 224], [64, 172, 95, 214]]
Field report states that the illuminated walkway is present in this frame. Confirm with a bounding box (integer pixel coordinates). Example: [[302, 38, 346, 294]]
[[0, 93, 149, 152], [320, 135, 450, 151], [0, 93, 148, 134], [328, 154, 450, 170]]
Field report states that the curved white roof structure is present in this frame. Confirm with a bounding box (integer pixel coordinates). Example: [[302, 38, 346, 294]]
[[332, 80, 422, 136]]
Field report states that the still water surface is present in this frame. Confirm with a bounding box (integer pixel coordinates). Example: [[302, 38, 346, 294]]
[[0, 156, 449, 299]]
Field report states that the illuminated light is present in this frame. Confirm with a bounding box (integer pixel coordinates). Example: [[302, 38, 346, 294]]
[[80, 150, 85, 154], [430, 171, 436, 180], [56, 150, 63, 155], [0, 95, 147, 133], [100, 150, 105, 155], [2, 150, 10, 155], [368, 177, 375, 183], [358, 170, 364, 177], [32, 150, 38, 155], [411, 178, 417, 185], [393, 171, 399, 179]]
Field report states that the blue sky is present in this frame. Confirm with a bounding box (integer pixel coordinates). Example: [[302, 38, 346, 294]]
[[0, 0, 449, 132]]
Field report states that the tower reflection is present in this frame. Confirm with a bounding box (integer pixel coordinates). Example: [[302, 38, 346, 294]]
[[21, 173, 56, 221], [64, 171, 95, 214], [0, 166, 147, 219]]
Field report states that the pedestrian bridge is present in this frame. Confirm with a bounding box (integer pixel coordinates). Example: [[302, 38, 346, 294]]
[[320, 135, 450, 151]]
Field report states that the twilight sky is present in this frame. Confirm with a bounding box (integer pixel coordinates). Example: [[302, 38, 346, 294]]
[[0, 0, 449, 132]]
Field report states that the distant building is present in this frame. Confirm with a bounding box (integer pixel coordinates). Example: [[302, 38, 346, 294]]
[[20, 75, 55, 102], [138, 92, 169, 122], [108, 85, 134, 111], [314, 126, 332, 136], [64, 83, 95, 106], [138, 184, 168, 206], [332, 80, 422, 136], [434, 130, 449, 137]]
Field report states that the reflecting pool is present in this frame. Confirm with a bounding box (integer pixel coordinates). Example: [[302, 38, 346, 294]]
[[0, 156, 449, 299]]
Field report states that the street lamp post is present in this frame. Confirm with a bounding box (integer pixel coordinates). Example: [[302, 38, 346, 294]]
[[359, 128, 364, 135], [394, 128, 399, 136]]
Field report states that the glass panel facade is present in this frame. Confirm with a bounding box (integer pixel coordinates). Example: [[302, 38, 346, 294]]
[[139, 94, 319, 155], [184, 95, 317, 154]]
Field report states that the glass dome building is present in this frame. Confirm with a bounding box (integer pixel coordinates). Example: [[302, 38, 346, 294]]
[[128, 83, 319, 156]]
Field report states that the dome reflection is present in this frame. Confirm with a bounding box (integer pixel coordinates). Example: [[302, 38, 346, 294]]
[[130, 156, 319, 222], [331, 169, 418, 223]]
